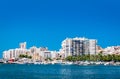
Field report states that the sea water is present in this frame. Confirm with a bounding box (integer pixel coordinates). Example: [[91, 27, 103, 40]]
[[0, 64, 120, 79]]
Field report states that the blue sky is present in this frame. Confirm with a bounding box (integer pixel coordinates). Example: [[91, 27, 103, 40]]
[[0, 0, 120, 58]]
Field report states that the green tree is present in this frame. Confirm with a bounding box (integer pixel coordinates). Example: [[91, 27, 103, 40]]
[[65, 56, 73, 61], [19, 54, 32, 59]]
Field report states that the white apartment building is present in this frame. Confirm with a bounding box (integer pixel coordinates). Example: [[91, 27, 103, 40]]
[[3, 42, 27, 60], [88, 40, 97, 55], [61, 37, 97, 58], [3, 48, 27, 60], [39, 47, 49, 59], [3, 51, 10, 60], [59, 49, 65, 59], [43, 51, 51, 59], [62, 38, 73, 58], [51, 51, 59, 59]]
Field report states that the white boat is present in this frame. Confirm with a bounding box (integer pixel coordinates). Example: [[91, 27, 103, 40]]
[[104, 62, 109, 66], [65, 62, 73, 65]]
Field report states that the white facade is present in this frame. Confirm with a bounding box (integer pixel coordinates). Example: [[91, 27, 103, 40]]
[[3, 42, 27, 60], [62, 38, 73, 58], [39, 47, 48, 59], [61, 37, 97, 58], [51, 51, 59, 59], [43, 51, 51, 59], [3, 48, 27, 60], [59, 49, 65, 59], [3, 51, 10, 60], [88, 40, 97, 55]]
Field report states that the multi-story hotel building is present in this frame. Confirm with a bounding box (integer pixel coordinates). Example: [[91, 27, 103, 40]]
[[61, 37, 97, 58], [3, 42, 27, 60]]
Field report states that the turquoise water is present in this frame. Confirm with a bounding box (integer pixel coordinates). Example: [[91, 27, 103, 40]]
[[0, 64, 120, 79]]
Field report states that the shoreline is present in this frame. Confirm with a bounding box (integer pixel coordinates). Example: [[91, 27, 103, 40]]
[[1, 61, 120, 66]]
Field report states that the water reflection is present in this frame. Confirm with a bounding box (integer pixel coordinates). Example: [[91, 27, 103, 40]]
[[1, 64, 120, 79]]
